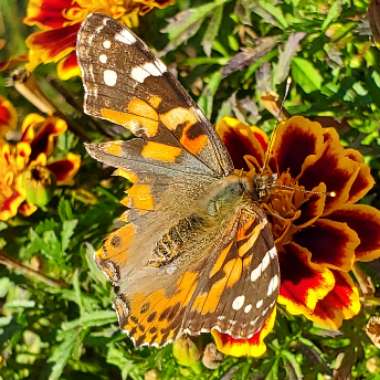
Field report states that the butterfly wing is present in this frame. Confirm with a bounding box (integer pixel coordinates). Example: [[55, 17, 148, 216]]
[[77, 13, 233, 178], [114, 199, 279, 346]]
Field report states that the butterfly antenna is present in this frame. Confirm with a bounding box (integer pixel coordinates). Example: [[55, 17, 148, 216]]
[[275, 184, 336, 198], [261, 77, 292, 175]]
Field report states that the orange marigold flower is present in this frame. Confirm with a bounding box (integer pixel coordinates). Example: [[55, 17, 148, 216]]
[[24, 0, 175, 80], [0, 96, 17, 137], [212, 115, 380, 356], [0, 112, 80, 221]]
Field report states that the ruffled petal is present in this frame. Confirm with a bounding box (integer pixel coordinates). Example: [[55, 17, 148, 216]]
[[278, 242, 335, 314], [215, 117, 267, 171], [271, 116, 325, 178], [0, 191, 24, 221], [294, 218, 359, 271], [329, 204, 380, 262], [0, 96, 17, 137], [211, 308, 276, 357], [18, 201, 38, 217], [307, 271, 360, 330], [47, 153, 81, 185], [344, 149, 375, 203], [21, 114, 67, 159], [24, 0, 74, 29], [56, 51, 80, 80], [298, 128, 360, 214], [25, 23, 80, 71]]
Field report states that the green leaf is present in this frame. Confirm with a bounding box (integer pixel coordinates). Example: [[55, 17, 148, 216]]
[[202, 3, 224, 56], [162, 0, 229, 52], [61, 310, 117, 331], [107, 344, 140, 380], [198, 71, 223, 119], [48, 329, 86, 380], [61, 219, 78, 253], [321, 0, 342, 31], [291, 57, 323, 93]]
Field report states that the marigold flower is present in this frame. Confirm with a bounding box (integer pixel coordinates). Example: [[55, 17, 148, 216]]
[[0, 111, 80, 221], [0, 96, 17, 137], [211, 115, 380, 357], [24, 0, 175, 80]]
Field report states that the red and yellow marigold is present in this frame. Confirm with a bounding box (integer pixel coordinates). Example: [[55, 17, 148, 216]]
[[0, 110, 80, 221], [24, 0, 175, 80], [0, 96, 17, 137], [211, 116, 380, 357]]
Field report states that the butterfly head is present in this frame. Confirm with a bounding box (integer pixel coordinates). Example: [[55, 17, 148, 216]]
[[252, 173, 278, 201]]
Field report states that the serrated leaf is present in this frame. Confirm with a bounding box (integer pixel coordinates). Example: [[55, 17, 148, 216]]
[[273, 32, 306, 85], [84, 243, 107, 285], [162, 0, 229, 52], [61, 219, 78, 253], [48, 329, 86, 380], [107, 345, 139, 380], [291, 57, 323, 93], [253, 0, 288, 29], [202, 4, 224, 56], [222, 36, 279, 77], [61, 310, 117, 331]]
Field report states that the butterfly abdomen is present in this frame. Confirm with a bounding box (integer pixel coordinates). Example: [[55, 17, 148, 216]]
[[148, 214, 204, 267]]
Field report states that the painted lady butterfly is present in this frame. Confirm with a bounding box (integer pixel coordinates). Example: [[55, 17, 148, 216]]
[[77, 13, 280, 348]]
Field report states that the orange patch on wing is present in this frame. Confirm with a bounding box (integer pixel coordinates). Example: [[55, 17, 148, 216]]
[[141, 142, 182, 163], [126, 184, 154, 210], [124, 271, 198, 345], [113, 168, 138, 183], [104, 141, 123, 156], [225, 258, 243, 288], [160, 107, 197, 131], [238, 220, 267, 257], [180, 124, 208, 155], [148, 95, 162, 108], [97, 223, 136, 263], [209, 242, 233, 278], [100, 106, 158, 137]]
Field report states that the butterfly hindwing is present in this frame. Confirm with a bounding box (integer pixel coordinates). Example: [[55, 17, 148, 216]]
[[112, 190, 279, 347], [77, 13, 233, 178]]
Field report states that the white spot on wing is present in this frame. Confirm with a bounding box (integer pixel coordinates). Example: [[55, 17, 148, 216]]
[[256, 299, 263, 309], [244, 304, 252, 313], [115, 28, 136, 45], [130, 61, 166, 83], [250, 263, 262, 282], [103, 69, 117, 86], [155, 58, 167, 73], [269, 246, 277, 259], [99, 54, 107, 63], [232, 295, 245, 310], [103, 40, 111, 49], [267, 274, 279, 296], [261, 250, 271, 271]]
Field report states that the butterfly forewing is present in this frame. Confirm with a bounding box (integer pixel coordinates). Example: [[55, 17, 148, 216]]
[[77, 13, 233, 178]]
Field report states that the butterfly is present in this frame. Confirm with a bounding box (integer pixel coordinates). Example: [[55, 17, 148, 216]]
[[77, 13, 280, 348]]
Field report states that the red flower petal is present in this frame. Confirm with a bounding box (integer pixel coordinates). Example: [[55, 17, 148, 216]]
[[294, 218, 359, 271], [47, 153, 81, 185], [309, 271, 360, 329], [211, 308, 276, 357], [298, 128, 360, 214], [24, 0, 74, 29], [329, 204, 380, 262], [0, 191, 24, 221], [278, 242, 335, 315], [21, 114, 67, 159], [271, 116, 325, 178], [0, 96, 17, 136], [216, 117, 266, 171], [26, 23, 80, 70], [56, 51, 80, 80]]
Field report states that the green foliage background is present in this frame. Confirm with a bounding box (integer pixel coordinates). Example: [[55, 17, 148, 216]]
[[0, 0, 380, 379]]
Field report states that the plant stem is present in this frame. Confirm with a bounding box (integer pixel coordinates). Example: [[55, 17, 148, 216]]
[[0, 251, 67, 288]]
